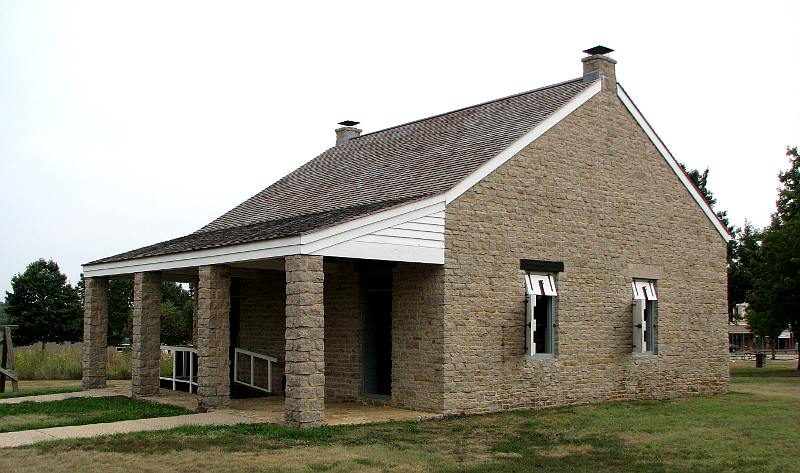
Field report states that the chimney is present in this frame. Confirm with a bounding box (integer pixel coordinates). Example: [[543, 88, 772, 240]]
[[335, 120, 362, 146], [581, 45, 616, 89]]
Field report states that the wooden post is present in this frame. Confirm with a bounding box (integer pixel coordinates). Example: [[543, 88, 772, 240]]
[[0, 325, 19, 393]]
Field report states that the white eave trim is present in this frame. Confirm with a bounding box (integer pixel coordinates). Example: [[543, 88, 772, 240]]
[[444, 80, 602, 203], [617, 84, 731, 242], [82, 195, 446, 277]]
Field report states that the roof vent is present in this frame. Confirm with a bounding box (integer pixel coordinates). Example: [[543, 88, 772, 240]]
[[335, 120, 362, 146]]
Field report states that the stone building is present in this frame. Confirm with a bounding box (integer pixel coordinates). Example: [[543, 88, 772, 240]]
[[82, 47, 730, 427]]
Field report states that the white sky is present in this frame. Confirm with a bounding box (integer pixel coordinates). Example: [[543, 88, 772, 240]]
[[1, 1, 798, 294]]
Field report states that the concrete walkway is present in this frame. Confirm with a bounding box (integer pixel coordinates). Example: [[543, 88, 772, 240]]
[[0, 410, 265, 448], [0, 387, 122, 405], [0, 382, 439, 448]]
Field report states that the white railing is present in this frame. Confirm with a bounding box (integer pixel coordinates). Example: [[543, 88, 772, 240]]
[[160, 345, 198, 392], [234, 348, 277, 394]]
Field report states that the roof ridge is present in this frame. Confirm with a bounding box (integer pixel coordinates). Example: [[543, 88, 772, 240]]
[[354, 76, 587, 140]]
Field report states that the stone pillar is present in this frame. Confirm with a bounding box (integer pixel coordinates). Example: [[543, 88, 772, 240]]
[[131, 272, 162, 397], [284, 255, 325, 428], [82, 277, 108, 390], [196, 265, 231, 409]]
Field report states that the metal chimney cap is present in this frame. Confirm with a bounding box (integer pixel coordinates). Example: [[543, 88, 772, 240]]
[[338, 120, 360, 127], [583, 45, 613, 56]]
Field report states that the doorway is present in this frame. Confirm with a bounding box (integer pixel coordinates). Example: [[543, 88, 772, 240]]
[[361, 267, 393, 398]]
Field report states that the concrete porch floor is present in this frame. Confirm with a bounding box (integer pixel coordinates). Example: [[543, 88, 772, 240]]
[[106, 381, 441, 426]]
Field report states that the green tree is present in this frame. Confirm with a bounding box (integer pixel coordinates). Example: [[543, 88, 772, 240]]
[[746, 147, 800, 369], [160, 300, 191, 345], [159, 282, 193, 345], [727, 222, 760, 322], [4, 259, 82, 348]]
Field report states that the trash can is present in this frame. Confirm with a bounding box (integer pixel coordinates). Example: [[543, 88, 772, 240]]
[[755, 353, 766, 368]]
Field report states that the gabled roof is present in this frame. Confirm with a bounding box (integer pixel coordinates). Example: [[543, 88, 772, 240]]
[[90, 78, 595, 265]]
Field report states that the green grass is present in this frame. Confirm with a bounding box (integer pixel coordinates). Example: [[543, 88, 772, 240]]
[[0, 386, 82, 400], [0, 396, 189, 433], [4, 362, 797, 473]]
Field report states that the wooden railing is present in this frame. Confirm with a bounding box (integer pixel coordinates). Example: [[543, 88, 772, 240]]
[[160, 345, 198, 392], [233, 348, 277, 394]]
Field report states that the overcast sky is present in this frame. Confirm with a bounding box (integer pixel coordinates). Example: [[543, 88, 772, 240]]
[[1, 1, 798, 294]]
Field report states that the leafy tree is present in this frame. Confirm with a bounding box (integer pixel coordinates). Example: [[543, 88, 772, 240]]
[[746, 147, 800, 369], [160, 300, 191, 345], [4, 259, 82, 347], [746, 305, 786, 359], [159, 282, 194, 345], [727, 222, 760, 322]]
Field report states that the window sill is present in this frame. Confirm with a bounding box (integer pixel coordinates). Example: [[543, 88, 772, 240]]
[[632, 351, 658, 358], [525, 354, 556, 361]]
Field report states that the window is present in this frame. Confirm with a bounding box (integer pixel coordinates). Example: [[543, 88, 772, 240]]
[[525, 273, 557, 356], [631, 280, 658, 353]]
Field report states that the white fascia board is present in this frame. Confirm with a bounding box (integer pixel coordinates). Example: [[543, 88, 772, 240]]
[[616, 84, 731, 242], [311, 240, 444, 264], [300, 196, 446, 253], [83, 236, 302, 277], [82, 197, 448, 278], [444, 80, 602, 204]]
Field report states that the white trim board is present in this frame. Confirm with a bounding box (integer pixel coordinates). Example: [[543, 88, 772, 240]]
[[616, 84, 731, 242]]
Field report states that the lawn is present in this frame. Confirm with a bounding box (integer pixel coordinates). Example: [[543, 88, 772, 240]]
[[0, 361, 797, 473], [0, 397, 189, 433]]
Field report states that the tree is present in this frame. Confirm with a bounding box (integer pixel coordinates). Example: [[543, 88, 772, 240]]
[[746, 147, 800, 369], [727, 222, 760, 322], [160, 282, 193, 345], [4, 259, 83, 347], [746, 305, 786, 359]]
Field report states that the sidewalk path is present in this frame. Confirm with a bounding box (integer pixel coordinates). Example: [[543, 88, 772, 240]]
[[0, 410, 265, 448], [0, 388, 123, 405]]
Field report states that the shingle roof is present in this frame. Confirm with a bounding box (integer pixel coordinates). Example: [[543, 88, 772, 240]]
[[90, 77, 594, 265]]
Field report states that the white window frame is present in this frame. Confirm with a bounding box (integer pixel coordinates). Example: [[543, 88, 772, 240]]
[[631, 279, 658, 354], [525, 273, 557, 357]]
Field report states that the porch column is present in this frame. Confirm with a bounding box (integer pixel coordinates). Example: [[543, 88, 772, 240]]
[[284, 255, 325, 428], [131, 272, 162, 397], [82, 277, 108, 390], [196, 265, 231, 409]]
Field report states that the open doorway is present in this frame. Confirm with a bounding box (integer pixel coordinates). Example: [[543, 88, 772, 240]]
[[360, 266, 392, 398]]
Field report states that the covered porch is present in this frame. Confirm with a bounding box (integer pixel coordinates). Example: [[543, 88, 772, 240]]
[[82, 254, 444, 428]]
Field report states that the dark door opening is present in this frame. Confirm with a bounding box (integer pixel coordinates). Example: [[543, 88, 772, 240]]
[[361, 269, 392, 398]]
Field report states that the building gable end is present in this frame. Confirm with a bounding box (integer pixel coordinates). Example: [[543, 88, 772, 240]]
[[616, 84, 731, 242]]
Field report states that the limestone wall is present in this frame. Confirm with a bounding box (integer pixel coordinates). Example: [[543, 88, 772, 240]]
[[442, 86, 729, 414]]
